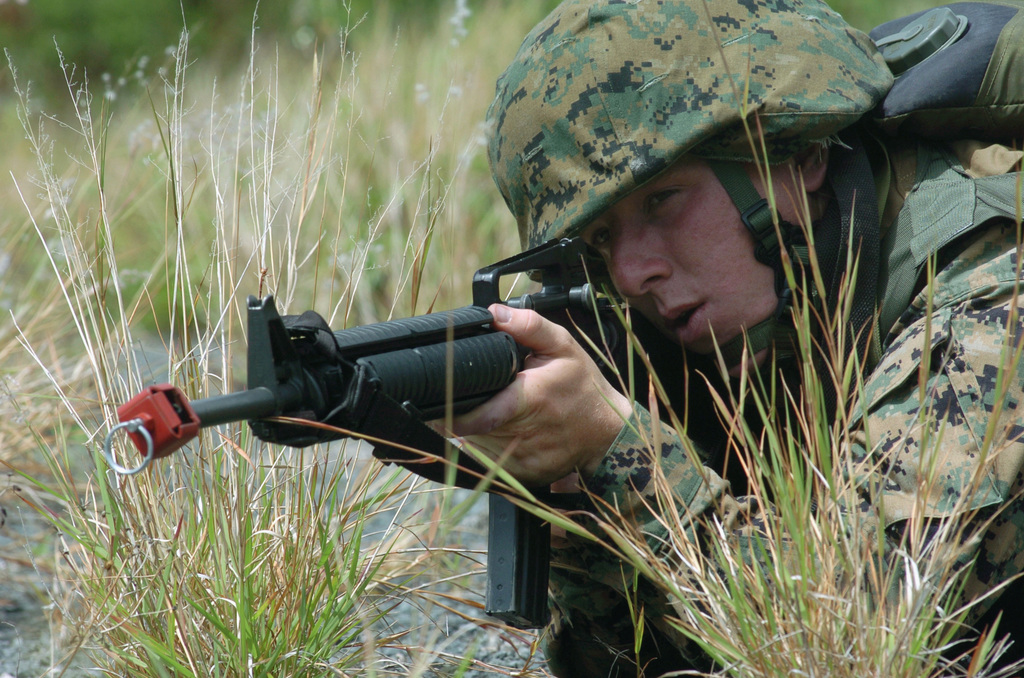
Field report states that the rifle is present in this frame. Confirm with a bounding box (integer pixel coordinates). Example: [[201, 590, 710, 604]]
[[103, 237, 629, 629]]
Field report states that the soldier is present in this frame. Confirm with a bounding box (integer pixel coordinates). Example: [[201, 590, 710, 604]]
[[447, 0, 1024, 675]]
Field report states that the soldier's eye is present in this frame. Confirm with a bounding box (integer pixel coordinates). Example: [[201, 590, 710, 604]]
[[645, 189, 677, 214], [588, 226, 611, 247]]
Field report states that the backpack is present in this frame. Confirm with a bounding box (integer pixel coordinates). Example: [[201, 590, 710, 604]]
[[866, 2, 1024, 347], [869, 1, 1024, 144]]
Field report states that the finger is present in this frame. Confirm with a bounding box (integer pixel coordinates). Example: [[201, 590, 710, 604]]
[[489, 304, 574, 355], [551, 524, 570, 549], [446, 378, 523, 437], [550, 472, 581, 494]]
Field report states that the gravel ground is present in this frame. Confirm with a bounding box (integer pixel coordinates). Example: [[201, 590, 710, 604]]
[[363, 488, 549, 678], [0, 503, 84, 678]]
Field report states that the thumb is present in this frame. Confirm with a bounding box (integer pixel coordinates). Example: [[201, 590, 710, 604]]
[[489, 304, 572, 355]]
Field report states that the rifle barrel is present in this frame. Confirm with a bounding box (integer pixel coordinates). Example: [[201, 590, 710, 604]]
[[190, 386, 280, 427]]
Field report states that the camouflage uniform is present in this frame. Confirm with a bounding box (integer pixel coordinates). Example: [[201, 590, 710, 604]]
[[545, 141, 1024, 676], [485, 0, 1024, 675]]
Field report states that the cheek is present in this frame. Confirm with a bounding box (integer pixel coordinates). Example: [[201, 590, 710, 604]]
[[706, 229, 778, 323], [605, 254, 631, 290], [723, 259, 778, 322]]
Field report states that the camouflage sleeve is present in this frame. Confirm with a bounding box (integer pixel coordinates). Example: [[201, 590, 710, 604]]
[[582, 405, 729, 549], [545, 405, 725, 675], [544, 222, 1024, 673]]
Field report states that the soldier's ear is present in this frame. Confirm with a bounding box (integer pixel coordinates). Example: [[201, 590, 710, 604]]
[[794, 144, 829, 192]]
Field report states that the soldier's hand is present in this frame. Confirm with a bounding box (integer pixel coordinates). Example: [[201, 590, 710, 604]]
[[443, 304, 632, 487]]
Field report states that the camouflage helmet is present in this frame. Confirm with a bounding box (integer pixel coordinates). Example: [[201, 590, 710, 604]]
[[487, 0, 893, 250]]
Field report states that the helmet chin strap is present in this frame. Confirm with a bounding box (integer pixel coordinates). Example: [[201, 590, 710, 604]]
[[700, 135, 880, 436], [705, 160, 801, 369]]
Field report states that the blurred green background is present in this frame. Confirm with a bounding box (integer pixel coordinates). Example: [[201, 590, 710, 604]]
[[0, 1, 499, 103], [1, 0, 937, 107]]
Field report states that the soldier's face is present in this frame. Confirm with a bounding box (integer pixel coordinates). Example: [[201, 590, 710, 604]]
[[581, 155, 822, 366]]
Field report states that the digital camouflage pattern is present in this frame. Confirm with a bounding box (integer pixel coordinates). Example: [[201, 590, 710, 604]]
[[486, 0, 893, 250], [542, 140, 1024, 675]]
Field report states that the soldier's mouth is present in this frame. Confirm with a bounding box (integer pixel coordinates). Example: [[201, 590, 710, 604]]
[[666, 303, 704, 345]]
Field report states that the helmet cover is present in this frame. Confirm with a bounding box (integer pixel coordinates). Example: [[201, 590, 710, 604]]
[[487, 0, 893, 249]]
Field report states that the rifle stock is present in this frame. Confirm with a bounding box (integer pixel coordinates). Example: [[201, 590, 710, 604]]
[[106, 237, 622, 628]]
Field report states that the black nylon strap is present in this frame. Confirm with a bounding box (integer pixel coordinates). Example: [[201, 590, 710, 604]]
[[825, 132, 881, 371]]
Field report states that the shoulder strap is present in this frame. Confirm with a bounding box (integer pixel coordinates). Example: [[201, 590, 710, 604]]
[[877, 143, 1024, 342]]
